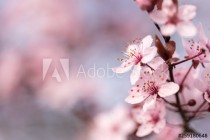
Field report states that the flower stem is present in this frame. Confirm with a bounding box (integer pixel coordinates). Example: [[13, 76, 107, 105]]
[[178, 63, 193, 92], [168, 64, 197, 133], [162, 98, 177, 107], [145, 64, 155, 71]]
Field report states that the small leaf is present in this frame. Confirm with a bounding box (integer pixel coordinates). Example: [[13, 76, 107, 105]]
[[155, 35, 169, 61], [192, 60, 199, 69], [165, 41, 176, 58]]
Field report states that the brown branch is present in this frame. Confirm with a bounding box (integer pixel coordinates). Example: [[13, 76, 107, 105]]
[[171, 50, 205, 66]]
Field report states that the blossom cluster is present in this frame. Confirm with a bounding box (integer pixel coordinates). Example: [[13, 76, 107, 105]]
[[111, 0, 210, 139]]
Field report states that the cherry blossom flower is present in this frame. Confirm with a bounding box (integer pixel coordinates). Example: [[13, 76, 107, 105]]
[[174, 66, 199, 86], [0, 49, 22, 100], [89, 105, 136, 140], [125, 64, 179, 110], [37, 77, 98, 111], [150, 0, 197, 37], [132, 99, 166, 137], [195, 66, 210, 103], [173, 67, 203, 110], [112, 35, 157, 85], [182, 25, 210, 63], [157, 125, 183, 140]]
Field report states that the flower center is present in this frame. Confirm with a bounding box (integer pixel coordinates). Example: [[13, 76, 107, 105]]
[[128, 49, 142, 65], [168, 15, 180, 25], [134, 54, 143, 65], [143, 81, 159, 95], [148, 113, 160, 125]]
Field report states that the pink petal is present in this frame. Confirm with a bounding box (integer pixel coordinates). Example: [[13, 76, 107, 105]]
[[143, 95, 157, 111], [136, 123, 153, 137], [141, 35, 153, 49], [181, 38, 195, 56], [177, 21, 197, 37], [147, 56, 164, 70], [158, 82, 179, 97], [130, 65, 141, 85], [198, 23, 208, 46], [156, 99, 166, 118], [160, 24, 176, 36], [194, 79, 207, 93], [141, 47, 157, 63], [178, 5, 196, 21], [125, 87, 149, 104], [136, 0, 151, 8], [202, 66, 210, 84], [150, 11, 168, 24], [204, 92, 210, 103], [153, 119, 166, 133]]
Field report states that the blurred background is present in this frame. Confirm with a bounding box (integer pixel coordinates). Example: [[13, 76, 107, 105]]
[[0, 0, 209, 140]]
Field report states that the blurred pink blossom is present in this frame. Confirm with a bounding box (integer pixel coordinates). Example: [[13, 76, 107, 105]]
[[136, 0, 152, 10], [132, 99, 166, 137], [89, 105, 136, 140], [150, 0, 197, 37], [0, 49, 22, 101], [174, 66, 199, 86], [157, 125, 183, 140], [37, 78, 97, 111]]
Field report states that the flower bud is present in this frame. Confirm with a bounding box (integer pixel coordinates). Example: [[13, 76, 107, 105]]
[[188, 99, 196, 106]]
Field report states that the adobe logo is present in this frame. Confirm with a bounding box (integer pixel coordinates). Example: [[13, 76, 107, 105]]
[[42, 58, 70, 82]]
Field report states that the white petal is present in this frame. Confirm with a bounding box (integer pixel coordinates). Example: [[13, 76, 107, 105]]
[[160, 24, 176, 36], [141, 47, 157, 63], [141, 35, 153, 49], [178, 5, 197, 21], [177, 21, 197, 37], [150, 11, 168, 24], [204, 92, 210, 103], [158, 82, 179, 97], [162, 0, 176, 16], [143, 95, 157, 111], [112, 61, 133, 73], [125, 91, 149, 104], [130, 65, 141, 85], [153, 119, 166, 133], [198, 23, 208, 46], [136, 123, 153, 137], [127, 44, 139, 53]]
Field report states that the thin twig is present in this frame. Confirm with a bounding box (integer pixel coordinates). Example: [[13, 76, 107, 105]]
[[162, 98, 177, 107], [180, 64, 193, 86], [188, 101, 207, 121], [171, 50, 205, 66]]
